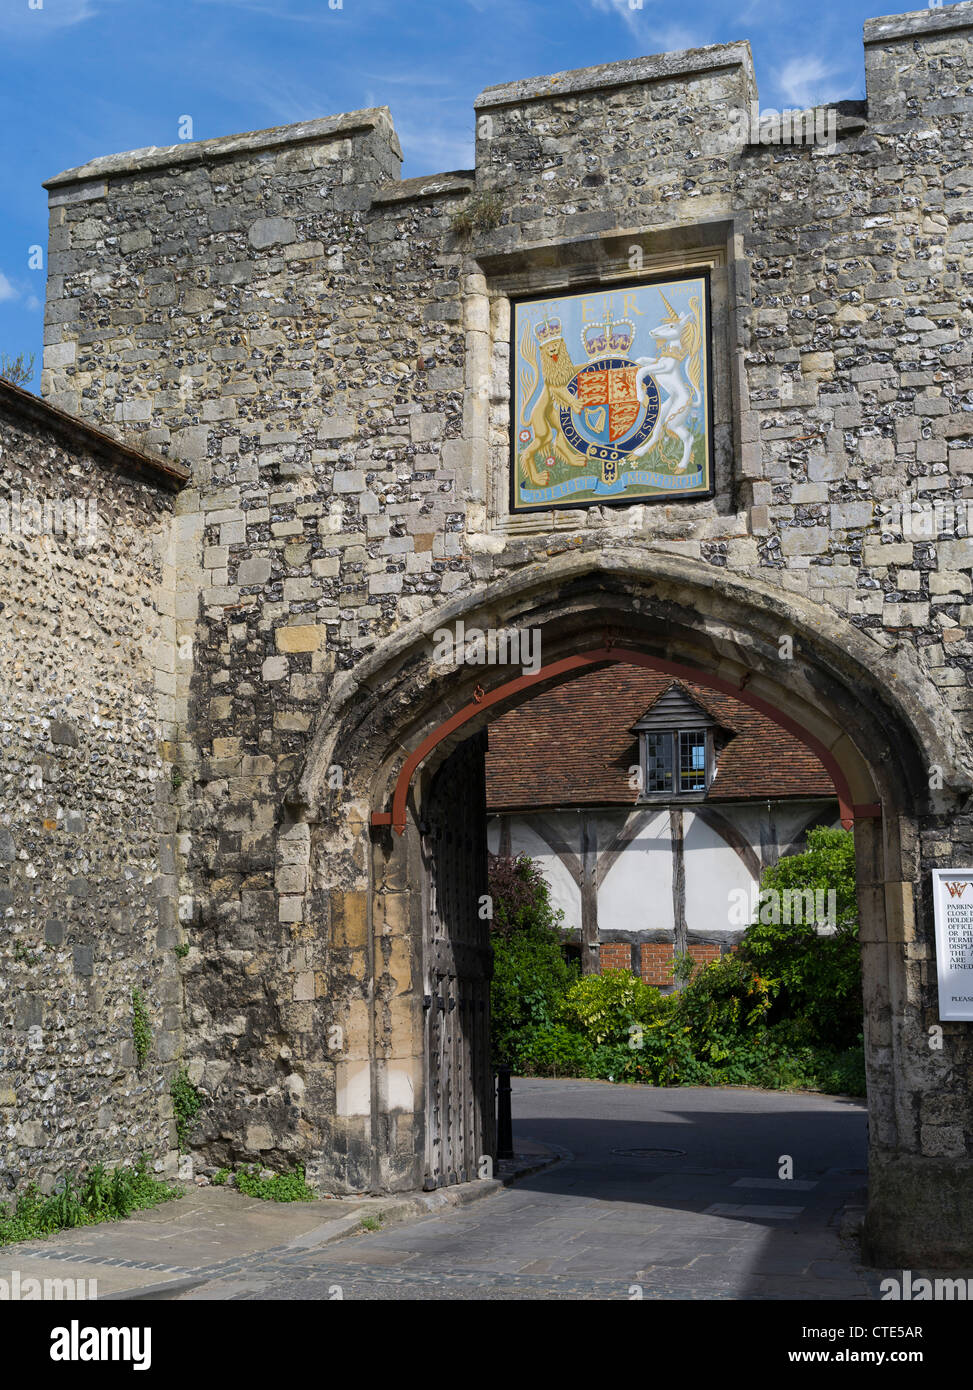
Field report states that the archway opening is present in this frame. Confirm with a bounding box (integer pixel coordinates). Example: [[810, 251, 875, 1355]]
[[411, 662, 867, 1218]]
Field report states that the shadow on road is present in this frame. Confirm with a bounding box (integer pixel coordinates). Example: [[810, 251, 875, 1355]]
[[503, 1078, 878, 1295]]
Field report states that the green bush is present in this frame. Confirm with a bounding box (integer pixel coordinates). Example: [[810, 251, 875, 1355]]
[[486, 846, 866, 1096], [560, 968, 665, 1045], [488, 853, 565, 938], [492, 929, 578, 1065], [668, 951, 773, 1062], [0, 1155, 180, 1246], [740, 826, 861, 1049], [170, 1067, 204, 1153], [131, 988, 152, 1070], [489, 853, 579, 1065], [813, 1037, 868, 1096], [507, 1023, 595, 1078], [233, 1165, 316, 1202]]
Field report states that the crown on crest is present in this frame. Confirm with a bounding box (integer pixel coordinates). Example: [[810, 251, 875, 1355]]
[[534, 314, 562, 346], [583, 310, 635, 359]]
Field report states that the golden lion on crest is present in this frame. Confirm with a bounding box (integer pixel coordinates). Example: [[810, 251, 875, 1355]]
[[517, 321, 585, 487]]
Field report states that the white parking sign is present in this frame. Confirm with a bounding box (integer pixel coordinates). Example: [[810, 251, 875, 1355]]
[[932, 869, 973, 1021]]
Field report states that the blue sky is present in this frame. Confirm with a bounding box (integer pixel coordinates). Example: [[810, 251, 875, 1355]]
[[0, 0, 938, 390]]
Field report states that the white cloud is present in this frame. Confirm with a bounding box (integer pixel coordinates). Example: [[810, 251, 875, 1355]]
[[195, 60, 331, 127], [775, 56, 848, 108], [588, 0, 701, 52], [589, 0, 647, 39], [360, 70, 458, 89], [358, 78, 475, 176], [652, 23, 703, 53], [0, 275, 42, 312], [392, 117, 475, 175], [0, 0, 99, 39]]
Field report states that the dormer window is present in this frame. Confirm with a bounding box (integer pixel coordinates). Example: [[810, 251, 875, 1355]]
[[632, 685, 720, 798]]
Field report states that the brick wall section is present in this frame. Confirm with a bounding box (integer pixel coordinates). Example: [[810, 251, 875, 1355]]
[[601, 940, 727, 987], [641, 943, 677, 988], [599, 943, 630, 973], [687, 943, 722, 970]]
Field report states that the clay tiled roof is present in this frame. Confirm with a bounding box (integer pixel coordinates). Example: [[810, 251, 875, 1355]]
[[485, 665, 836, 810]]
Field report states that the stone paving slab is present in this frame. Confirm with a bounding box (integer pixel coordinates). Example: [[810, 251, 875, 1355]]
[[0, 1143, 555, 1300]]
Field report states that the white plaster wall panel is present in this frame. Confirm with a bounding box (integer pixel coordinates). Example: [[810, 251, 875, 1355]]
[[598, 809, 674, 936], [506, 815, 583, 934], [683, 810, 756, 935]]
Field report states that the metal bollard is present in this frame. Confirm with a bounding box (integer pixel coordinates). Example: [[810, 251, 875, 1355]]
[[496, 1063, 513, 1161]]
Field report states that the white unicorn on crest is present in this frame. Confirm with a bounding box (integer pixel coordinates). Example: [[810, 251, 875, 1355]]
[[632, 291, 703, 473]]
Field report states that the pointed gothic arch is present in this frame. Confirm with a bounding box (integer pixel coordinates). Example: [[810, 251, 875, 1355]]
[[286, 551, 972, 1265]]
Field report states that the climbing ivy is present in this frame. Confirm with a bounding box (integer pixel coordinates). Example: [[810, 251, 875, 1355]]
[[170, 1068, 204, 1153]]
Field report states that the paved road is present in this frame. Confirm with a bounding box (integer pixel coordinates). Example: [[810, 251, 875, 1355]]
[[179, 1079, 885, 1301]]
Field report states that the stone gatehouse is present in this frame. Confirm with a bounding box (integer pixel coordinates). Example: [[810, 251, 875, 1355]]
[[2, 3, 973, 1265]]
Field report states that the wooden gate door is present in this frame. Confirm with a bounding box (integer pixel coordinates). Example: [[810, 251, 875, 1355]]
[[421, 733, 495, 1189]]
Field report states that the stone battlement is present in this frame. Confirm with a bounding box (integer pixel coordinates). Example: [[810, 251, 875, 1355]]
[[44, 106, 402, 192]]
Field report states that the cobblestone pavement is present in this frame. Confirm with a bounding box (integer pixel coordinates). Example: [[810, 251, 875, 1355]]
[[172, 1080, 909, 1301]]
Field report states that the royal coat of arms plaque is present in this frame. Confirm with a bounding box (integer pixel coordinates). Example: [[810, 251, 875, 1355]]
[[511, 273, 713, 513]]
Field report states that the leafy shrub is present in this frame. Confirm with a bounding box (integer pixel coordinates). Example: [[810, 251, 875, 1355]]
[[509, 1023, 595, 1078], [813, 1038, 867, 1096], [489, 853, 564, 938], [233, 1165, 316, 1202], [492, 928, 578, 1065], [170, 1067, 204, 1153], [486, 846, 866, 1096], [0, 1155, 180, 1246], [740, 826, 861, 1049], [668, 951, 773, 1062], [489, 853, 578, 1065], [131, 988, 152, 1070], [560, 968, 665, 1045]]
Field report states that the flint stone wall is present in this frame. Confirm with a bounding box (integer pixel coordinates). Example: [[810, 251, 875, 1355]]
[[0, 392, 181, 1192]]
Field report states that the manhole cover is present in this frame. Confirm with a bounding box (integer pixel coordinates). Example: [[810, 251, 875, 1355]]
[[610, 1147, 686, 1158]]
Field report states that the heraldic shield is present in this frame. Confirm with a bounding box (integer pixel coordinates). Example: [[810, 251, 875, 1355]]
[[511, 272, 713, 513]]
